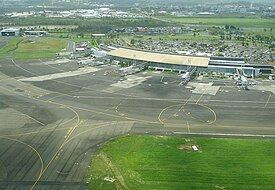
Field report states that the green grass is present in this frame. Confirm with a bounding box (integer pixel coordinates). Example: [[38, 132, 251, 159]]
[[159, 16, 275, 30], [87, 135, 275, 190], [0, 37, 67, 59], [0, 37, 24, 59]]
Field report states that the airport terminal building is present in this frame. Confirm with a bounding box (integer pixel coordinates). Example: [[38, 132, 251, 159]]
[[107, 47, 274, 77], [207, 57, 273, 76], [108, 47, 209, 72]]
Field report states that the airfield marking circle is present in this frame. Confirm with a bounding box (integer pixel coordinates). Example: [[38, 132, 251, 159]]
[[0, 159, 7, 180], [0, 137, 44, 184], [158, 103, 216, 126]]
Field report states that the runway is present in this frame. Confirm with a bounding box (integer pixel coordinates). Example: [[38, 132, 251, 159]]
[[0, 58, 274, 189]]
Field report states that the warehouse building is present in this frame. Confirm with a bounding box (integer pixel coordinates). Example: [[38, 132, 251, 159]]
[[24, 31, 48, 36], [0, 28, 20, 37], [91, 34, 106, 38]]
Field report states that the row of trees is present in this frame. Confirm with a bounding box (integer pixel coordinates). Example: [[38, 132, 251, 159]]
[[208, 25, 274, 47], [1, 17, 171, 34], [75, 18, 171, 33]]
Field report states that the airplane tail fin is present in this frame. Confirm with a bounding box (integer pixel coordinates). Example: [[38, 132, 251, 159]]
[[236, 68, 244, 76]]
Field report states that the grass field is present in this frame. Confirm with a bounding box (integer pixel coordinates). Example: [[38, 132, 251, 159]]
[[87, 135, 275, 190], [0, 37, 23, 59], [0, 37, 67, 59], [158, 16, 275, 30]]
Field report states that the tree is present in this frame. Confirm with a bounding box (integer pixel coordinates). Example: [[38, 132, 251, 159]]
[[130, 39, 136, 45], [78, 33, 84, 38], [230, 25, 236, 30]]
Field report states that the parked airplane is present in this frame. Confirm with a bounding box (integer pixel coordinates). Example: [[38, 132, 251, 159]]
[[119, 66, 139, 76], [119, 63, 145, 76], [180, 66, 196, 84], [234, 68, 255, 90], [77, 58, 95, 65], [181, 72, 190, 84], [77, 58, 103, 67], [90, 48, 107, 58]]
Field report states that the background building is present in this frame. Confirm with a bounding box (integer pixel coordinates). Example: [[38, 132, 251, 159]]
[[24, 31, 48, 36], [0, 28, 20, 37]]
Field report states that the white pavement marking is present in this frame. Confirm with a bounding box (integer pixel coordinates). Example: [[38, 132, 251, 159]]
[[265, 94, 272, 108], [173, 132, 275, 138], [188, 82, 220, 96], [0, 108, 35, 128], [66, 95, 275, 104], [29, 59, 71, 66], [1, 76, 52, 98], [110, 75, 151, 89], [44, 59, 71, 65], [103, 86, 122, 93], [160, 76, 164, 82], [19, 67, 100, 82], [253, 85, 275, 94], [103, 76, 151, 93]]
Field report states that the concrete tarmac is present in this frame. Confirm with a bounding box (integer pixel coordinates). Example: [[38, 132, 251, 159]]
[[0, 58, 274, 189]]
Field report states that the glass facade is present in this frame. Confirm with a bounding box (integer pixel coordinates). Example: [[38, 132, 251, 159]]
[[109, 55, 273, 76], [147, 62, 189, 71], [200, 66, 254, 76]]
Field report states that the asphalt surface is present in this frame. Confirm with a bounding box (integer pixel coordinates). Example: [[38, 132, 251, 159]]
[[0, 58, 274, 190]]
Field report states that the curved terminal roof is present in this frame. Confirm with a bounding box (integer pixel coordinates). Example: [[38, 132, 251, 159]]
[[1, 28, 20, 32], [108, 48, 210, 67]]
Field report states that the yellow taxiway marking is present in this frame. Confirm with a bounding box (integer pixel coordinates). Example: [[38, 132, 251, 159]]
[[158, 97, 193, 124], [0, 117, 76, 138], [4, 58, 160, 190], [196, 93, 204, 104], [30, 104, 80, 190], [158, 103, 216, 126], [63, 121, 134, 146], [0, 137, 44, 188], [196, 85, 211, 104]]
